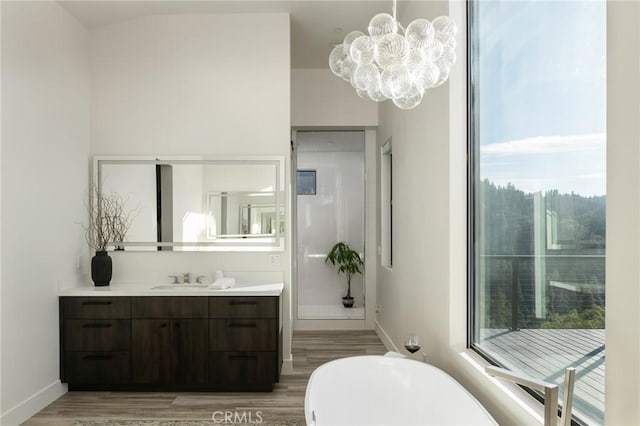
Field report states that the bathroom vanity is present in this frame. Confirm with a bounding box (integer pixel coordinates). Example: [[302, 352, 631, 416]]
[[65, 155, 288, 391], [59, 284, 283, 391]]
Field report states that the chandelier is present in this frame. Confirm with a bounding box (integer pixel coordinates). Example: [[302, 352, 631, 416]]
[[328, 0, 457, 110]]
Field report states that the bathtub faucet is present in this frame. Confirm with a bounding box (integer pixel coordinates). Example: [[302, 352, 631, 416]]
[[485, 366, 576, 426]]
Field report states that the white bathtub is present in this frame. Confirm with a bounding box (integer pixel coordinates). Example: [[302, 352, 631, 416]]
[[304, 355, 497, 426]]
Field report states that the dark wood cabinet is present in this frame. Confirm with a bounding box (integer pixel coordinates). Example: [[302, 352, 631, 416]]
[[60, 296, 132, 387], [209, 297, 279, 390], [131, 297, 207, 319], [60, 294, 280, 391], [171, 319, 208, 385], [62, 297, 130, 319], [209, 297, 277, 318], [210, 351, 276, 388], [131, 317, 208, 386], [131, 298, 208, 387], [209, 319, 277, 351], [131, 319, 171, 384], [64, 319, 131, 351], [64, 352, 131, 385]]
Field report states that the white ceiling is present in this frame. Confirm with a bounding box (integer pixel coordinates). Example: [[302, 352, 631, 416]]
[[58, 0, 412, 69]]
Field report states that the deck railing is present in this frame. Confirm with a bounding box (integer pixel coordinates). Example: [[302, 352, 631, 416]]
[[479, 254, 605, 331]]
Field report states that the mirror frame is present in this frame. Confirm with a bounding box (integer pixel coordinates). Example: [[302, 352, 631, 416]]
[[92, 155, 286, 252]]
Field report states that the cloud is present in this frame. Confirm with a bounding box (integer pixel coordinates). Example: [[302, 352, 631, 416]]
[[481, 133, 606, 156]]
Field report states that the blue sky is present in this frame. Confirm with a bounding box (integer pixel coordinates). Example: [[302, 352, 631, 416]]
[[477, 0, 606, 196]]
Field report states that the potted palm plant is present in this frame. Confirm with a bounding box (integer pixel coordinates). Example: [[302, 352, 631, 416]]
[[325, 241, 364, 308]]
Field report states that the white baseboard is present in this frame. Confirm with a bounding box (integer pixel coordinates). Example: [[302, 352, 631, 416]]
[[281, 354, 294, 375], [1, 380, 67, 426], [375, 320, 400, 352]]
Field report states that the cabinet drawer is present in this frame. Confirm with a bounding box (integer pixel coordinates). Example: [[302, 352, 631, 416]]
[[62, 297, 130, 319], [209, 319, 276, 351], [131, 297, 207, 318], [64, 320, 131, 351], [209, 297, 277, 318], [64, 352, 131, 384], [209, 351, 276, 386]]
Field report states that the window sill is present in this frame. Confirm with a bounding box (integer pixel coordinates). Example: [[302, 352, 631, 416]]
[[455, 348, 546, 424]]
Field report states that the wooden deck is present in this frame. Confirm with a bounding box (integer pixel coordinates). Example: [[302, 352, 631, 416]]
[[478, 328, 605, 424]]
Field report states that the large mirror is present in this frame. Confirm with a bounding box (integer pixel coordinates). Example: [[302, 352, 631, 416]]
[[94, 156, 285, 251]]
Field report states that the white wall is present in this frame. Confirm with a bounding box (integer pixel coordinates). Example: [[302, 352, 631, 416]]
[[605, 1, 640, 424], [91, 14, 290, 156], [291, 69, 378, 127], [1, 1, 90, 423], [376, 1, 640, 425], [374, 0, 455, 370], [89, 13, 293, 368]]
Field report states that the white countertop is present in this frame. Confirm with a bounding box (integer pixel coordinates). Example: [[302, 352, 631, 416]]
[[59, 282, 284, 297]]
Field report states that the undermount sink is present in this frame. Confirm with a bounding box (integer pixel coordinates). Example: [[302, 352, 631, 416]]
[[151, 284, 210, 290]]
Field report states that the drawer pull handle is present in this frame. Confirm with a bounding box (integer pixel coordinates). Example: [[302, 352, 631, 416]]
[[82, 323, 113, 328], [229, 355, 258, 361], [229, 323, 257, 328], [81, 301, 113, 306], [229, 301, 258, 306], [82, 354, 113, 361]]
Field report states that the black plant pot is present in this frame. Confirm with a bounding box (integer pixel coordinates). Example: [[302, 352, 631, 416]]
[[91, 250, 112, 286], [342, 296, 355, 308]]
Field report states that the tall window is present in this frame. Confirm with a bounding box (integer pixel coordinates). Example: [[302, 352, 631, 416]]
[[468, 1, 606, 424]]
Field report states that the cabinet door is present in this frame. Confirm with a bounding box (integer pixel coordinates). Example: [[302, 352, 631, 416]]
[[209, 319, 277, 351], [209, 297, 277, 318], [131, 319, 171, 384], [63, 297, 130, 319], [131, 297, 207, 318], [209, 352, 276, 388], [64, 352, 131, 385], [171, 319, 208, 386], [64, 319, 131, 351]]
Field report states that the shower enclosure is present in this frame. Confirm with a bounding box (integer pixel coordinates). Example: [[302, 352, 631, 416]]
[[294, 131, 365, 320]]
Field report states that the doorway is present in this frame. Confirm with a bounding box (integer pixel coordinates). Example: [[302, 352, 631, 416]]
[[293, 131, 366, 320]]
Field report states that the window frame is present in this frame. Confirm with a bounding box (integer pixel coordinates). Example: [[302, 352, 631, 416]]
[[465, 2, 593, 424], [465, 0, 547, 408], [381, 138, 393, 270]]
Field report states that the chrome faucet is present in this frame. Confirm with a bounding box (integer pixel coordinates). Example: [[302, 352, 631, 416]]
[[485, 366, 576, 426], [168, 273, 190, 284]]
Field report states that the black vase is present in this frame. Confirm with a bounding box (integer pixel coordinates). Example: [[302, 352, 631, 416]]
[[91, 250, 112, 286]]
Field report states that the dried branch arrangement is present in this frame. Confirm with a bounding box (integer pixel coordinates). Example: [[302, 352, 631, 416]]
[[85, 188, 138, 252]]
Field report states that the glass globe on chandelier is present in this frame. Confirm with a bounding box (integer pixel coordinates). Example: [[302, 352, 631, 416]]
[[328, 0, 457, 110]]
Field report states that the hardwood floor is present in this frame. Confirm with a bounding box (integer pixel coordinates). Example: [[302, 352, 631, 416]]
[[25, 331, 387, 426]]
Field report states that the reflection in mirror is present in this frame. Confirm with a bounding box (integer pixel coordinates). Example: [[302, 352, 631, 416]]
[[206, 192, 285, 239], [95, 157, 285, 251]]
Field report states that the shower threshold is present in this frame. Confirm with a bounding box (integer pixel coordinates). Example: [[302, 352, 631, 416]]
[[298, 304, 365, 320]]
